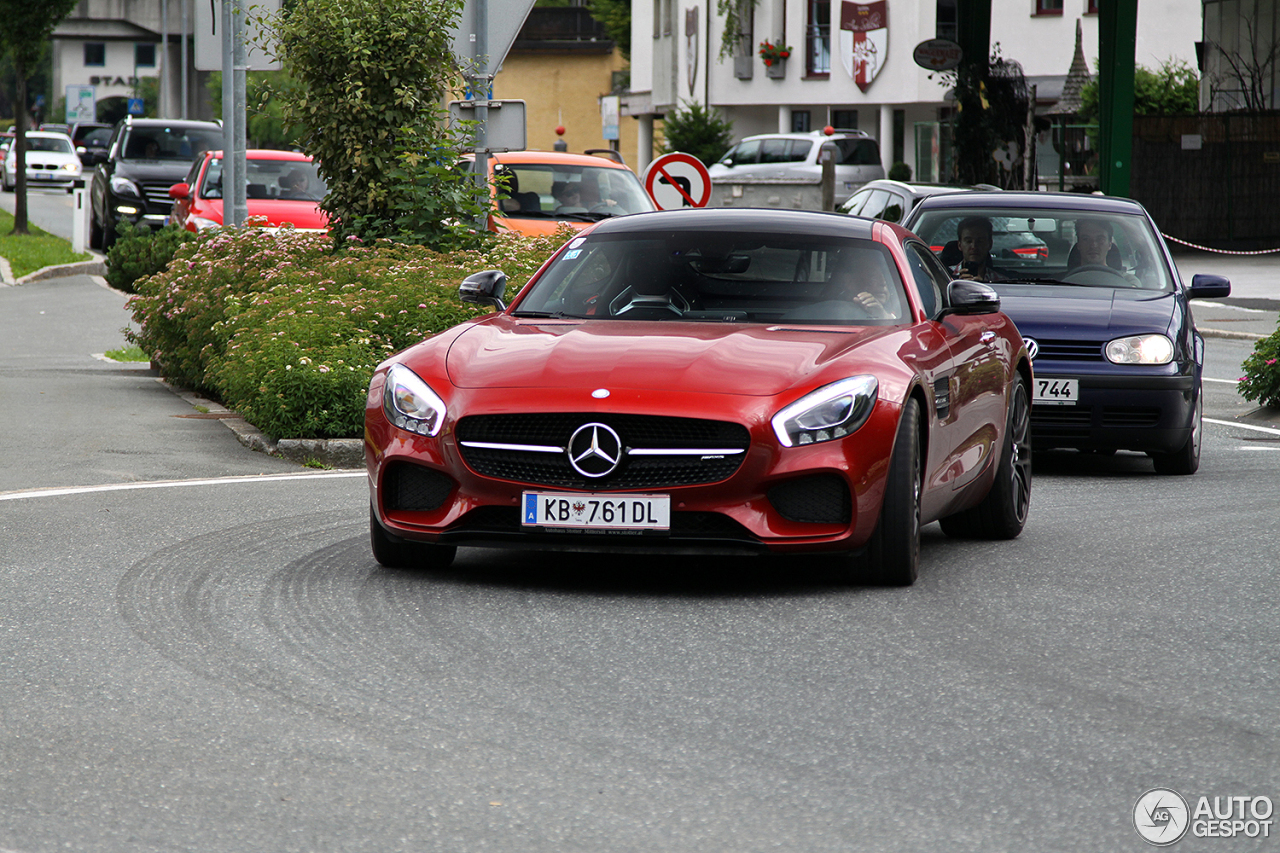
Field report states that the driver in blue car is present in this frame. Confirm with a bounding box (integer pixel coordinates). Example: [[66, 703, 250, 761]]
[[953, 216, 1008, 283], [1074, 217, 1143, 286]]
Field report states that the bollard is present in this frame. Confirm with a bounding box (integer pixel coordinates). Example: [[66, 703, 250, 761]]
[[72, 179, 87, 255]]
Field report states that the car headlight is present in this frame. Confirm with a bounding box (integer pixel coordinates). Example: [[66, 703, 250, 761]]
[[110, 175, 142, 197], [1106, 334, 1173, 365], [383, 364, 446, 436], [60, 163, 80, 173], [772, 376, 879, 447], [189, 215, 222, 231]]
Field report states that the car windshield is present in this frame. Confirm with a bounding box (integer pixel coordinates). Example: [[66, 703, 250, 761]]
[[513, 230, 908, 325], [201, 158, 327, 202], [494, 162, 654, 220], [29, 136, 74, 154], [122, 127, 223, 161], [909, 206, 1175, 292]]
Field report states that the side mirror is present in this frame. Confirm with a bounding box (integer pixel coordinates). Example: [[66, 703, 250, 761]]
[[1188, 273, 1231, 300], [939, 280, 1001, 318], [168, 182, 189, 200], [459, 269, 508, 311]]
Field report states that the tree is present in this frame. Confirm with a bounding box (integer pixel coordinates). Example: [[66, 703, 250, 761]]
[[0, 0, 78, 235], [1080, 58, 1200, 120], [267, 0, 490, 249], [659, 100, 734, 166]]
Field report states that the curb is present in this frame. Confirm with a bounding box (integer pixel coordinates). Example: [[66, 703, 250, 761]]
[[1199, 327, 1267, 341], [159, 379, 364, 469], [17, 256, 107, 284]]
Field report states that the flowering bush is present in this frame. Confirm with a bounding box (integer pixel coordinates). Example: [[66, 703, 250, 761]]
[[126, 226, 567, 439], [1238, 332, 1280, 409], [758, 40, 792, 67]]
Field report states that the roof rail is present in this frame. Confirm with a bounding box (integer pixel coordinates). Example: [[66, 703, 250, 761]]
[[584, 148, 625, 165]]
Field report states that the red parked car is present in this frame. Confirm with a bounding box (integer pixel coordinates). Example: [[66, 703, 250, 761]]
[[168, 149, 329, 233], [365, 208, 1033, 585]]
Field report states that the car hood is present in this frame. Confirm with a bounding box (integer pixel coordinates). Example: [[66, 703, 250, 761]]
[[992, 283, 1176, 338], [444, 317, 896, 396]]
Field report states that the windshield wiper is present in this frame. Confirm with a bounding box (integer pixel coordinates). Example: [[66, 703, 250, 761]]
[[511, 310, 584, 319], [1000, 277, 1104, 287]]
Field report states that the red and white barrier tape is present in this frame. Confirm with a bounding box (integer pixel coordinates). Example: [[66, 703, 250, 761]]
[[1163, 234, 1280, 255]]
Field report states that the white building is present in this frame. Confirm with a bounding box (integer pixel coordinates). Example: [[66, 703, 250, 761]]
[[624, 0, 1203, 177]]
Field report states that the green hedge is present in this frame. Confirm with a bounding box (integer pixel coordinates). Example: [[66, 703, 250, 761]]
[[1239, 331, 1280, 410], [126, 226, 566, 440]]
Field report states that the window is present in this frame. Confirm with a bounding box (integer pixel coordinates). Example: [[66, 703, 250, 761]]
[[806, 0, 830, 75], [135, 43, 156, 67], [84, 43, 105, 67], [1085, 0, 1098, 12], [935, 0, 957, 41], [791, 111, 811, 132], [832, 110, 858, 130], [1034, 0, 1063, 15]]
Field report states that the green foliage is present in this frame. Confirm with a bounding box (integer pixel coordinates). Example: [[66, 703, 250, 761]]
[[660, 100, 735, 166], [132, 76, 159, 117], [266, 0, 491, 250], [591, 0, 632, 60], [104, 222, 196, 294], [1080, 59, 1200, 122], [1238, 332, 1280, 409], [938, 45, 1030, 186], [207, 70, 305, 148], [888, 161, 912, 182], [125, 228, 567, 439], [0, 208, 89, 278]]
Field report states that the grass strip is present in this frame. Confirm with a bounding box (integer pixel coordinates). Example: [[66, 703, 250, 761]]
[[0, 206, 91, 279]]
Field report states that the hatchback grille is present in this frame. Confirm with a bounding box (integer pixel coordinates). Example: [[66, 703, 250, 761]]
[[1031, 339, 1105, 362], [456, 413, 750, 489], [1101, 406, 1162, 427]]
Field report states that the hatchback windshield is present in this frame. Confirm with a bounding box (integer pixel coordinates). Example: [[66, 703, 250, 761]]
[[494, 163, 653, 220], [201, 158, 327, 202], [514, 230, 907, 325], [909, 207, 1175, 291]]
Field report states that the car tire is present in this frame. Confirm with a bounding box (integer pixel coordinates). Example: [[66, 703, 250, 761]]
[[369, 505, 457, 570], [89, 210, 104, 250], [858, 396, 922, 586], [939, 375, 1032, 540], [1152, 388, 1202, 475]]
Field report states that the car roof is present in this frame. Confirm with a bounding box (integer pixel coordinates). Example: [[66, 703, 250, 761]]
[[584, 207, 881, 239], [25, 131, 73, 139], [739, 130, 872, 142], [490, 150, 632, 169], [121, 118, 222, 130], [911, 190, 1148, 215]]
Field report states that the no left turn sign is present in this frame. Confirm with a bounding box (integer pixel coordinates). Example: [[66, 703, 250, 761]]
[[642, 152, 713, 210]]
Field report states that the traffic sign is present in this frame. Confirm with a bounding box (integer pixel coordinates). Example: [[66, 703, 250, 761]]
[[641, 152, 712, 210]]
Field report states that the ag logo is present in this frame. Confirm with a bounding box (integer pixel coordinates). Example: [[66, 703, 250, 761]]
[[568, 423, 622, 478], [1134, 788, 1190, 846]]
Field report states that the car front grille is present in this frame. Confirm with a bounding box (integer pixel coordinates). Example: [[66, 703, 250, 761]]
[[383, 463, 454, 511], [1031, 339, 1105, 362], [451, 506, 757, 542], [141, 180, 177, 208], [456, 412, 751, 490], [768, 475, 851, 524]]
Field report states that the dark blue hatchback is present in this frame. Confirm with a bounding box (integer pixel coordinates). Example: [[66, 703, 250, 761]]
[[904, 192, 1230, 474]]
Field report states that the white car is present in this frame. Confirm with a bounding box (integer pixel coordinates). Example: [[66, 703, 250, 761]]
[[708, 130, 885, 204], [2, 131, 82, 193]]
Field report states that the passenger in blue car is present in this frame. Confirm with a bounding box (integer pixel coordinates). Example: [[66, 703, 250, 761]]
[[952, 216, 1009, 283]]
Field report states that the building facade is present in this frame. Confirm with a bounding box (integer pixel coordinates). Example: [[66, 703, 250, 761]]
[[625, 0, 1203, 177]]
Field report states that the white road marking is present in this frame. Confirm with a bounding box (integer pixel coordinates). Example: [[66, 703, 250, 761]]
[[1206, 417, 1280, 436], [0, 471, 365, 502]]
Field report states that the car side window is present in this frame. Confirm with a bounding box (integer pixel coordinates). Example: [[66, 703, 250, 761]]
[[905, 242, 949, 318], [729, 140, 760, 165], [841, 188, 871, 215], [789, 141, 813, 162], [858, 190, 892, 220], [760, 138, 789, 163]]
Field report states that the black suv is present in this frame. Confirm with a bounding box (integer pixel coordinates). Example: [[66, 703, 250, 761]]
[[90, 116, 223, 249]]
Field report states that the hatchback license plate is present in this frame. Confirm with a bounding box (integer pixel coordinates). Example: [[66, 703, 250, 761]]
[[523, 492, 670, 530], [1035, 378, 1079, 406]]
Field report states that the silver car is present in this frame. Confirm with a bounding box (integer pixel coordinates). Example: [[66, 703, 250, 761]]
[[708, 130, 885, 203]]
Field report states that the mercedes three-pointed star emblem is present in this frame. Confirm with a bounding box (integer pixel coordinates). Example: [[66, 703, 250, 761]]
[[567, 422, 623, 478]]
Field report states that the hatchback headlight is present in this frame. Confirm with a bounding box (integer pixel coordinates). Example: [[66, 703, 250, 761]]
[[1106, 334, 1173, 365], [383, 364, 446, 436], [772, 376, 879, 447]]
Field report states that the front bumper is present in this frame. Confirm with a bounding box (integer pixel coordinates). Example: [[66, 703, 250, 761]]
[[1030, 369, 1196, 453]]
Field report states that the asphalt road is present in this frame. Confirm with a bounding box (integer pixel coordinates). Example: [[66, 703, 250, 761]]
[[2, 233, 1280, 850]]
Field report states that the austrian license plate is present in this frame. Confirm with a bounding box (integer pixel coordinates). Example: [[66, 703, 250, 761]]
[[1035, 377, 1079, 406], [522, 492, 670, 530], [36, 172, 52, 181]]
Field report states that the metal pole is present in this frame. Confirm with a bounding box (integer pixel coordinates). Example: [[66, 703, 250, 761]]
[[472, 0, 491, 233], [231, 0, 248, 226], [161, 0, 168, 117], [221, 0, 235, 216], [182, 0, 189, 118]]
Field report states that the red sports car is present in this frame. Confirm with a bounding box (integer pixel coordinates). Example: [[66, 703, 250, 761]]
[[168, 149, 329, 232], [365, 208, 1032, 584]]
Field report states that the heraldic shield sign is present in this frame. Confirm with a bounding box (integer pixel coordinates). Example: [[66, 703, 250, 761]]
[[840, 0, 888, 93]]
